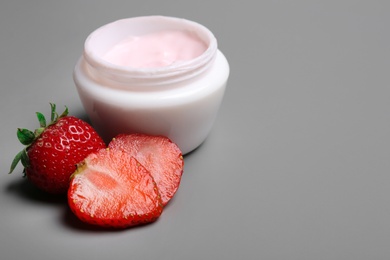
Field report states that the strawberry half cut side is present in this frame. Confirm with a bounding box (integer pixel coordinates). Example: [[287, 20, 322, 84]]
[[68, 149, 164, 229], [108, 133, 184, 206]]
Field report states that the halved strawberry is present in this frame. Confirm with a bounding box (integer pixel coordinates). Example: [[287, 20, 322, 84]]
[[68, 149, 163, 228], [108, 134, 184, 206]]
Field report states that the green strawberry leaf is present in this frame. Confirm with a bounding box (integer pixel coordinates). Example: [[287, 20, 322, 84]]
[[17, 128, 35, 145], [50, 103, 58, 122], [59, 106, 69, 118], [20, 149, 30, 169], [9, 150, 23, 174], [9, 148, 29, 174], [36, 112, 46, 128]]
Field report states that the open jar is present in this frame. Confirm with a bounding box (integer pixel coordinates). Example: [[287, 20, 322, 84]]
[[73, 16, 229, 154]]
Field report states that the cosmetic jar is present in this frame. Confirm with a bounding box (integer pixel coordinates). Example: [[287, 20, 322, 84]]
[[73, 16, 229, 154]]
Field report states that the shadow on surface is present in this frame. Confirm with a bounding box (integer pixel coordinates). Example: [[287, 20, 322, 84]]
[[5, 177, 150, 232], [5, 177, 66, 205]]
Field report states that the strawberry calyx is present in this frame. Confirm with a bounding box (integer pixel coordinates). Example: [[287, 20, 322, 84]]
[[9, 103, 69, 174]]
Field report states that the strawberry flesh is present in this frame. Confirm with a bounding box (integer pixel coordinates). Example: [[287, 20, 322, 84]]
[[108, 134, 184, 206], [68, 149, 163, 228]]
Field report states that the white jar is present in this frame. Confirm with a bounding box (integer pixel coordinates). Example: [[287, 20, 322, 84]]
[[73, 16, 229, 154]]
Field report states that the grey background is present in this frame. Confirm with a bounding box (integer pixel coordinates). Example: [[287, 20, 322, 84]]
[[1, 0, 389, 259]]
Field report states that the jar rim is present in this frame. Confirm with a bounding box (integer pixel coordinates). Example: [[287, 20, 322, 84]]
[[83, 16, 218, 85]]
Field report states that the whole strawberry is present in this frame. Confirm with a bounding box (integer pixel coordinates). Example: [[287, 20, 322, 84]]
[[9, 104, 106, 194]]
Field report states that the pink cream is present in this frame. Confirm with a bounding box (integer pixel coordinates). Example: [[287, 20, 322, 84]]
[[102, 30, 208, 68]]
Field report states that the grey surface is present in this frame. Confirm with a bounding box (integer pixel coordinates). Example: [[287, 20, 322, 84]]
[[1, 0, 390, 259]]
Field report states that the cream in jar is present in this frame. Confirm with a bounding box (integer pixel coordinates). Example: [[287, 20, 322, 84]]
[[74, 16, 230, 154], [103, 30, 208, 68]]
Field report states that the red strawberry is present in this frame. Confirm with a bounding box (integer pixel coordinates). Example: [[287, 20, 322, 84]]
[[9, 104, 106, 194], [108, 133, 184, 206], [68, 149, 163, 228]]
